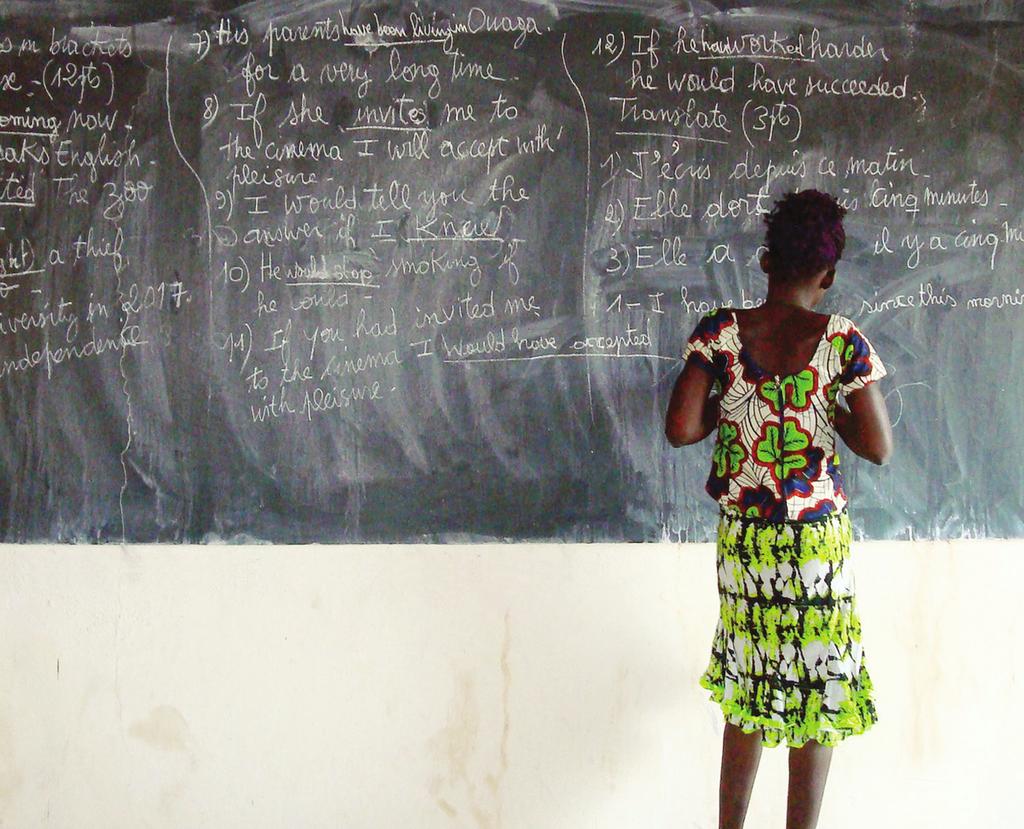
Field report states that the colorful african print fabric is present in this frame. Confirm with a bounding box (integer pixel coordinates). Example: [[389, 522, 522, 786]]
[[700, 508, 878, 748], [682, 308, 886, 521]]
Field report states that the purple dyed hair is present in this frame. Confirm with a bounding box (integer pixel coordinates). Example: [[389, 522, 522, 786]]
[[762, 189, 847, 281]]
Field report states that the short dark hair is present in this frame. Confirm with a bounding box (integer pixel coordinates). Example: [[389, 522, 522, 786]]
[[763, 189, 847, 281]]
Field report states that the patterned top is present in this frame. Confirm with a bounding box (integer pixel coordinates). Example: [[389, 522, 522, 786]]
[[682, 308, 886, 522]]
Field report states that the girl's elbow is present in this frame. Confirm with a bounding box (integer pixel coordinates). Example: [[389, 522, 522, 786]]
[[665, 422, 700, 447], [866, 440, 894, 466]]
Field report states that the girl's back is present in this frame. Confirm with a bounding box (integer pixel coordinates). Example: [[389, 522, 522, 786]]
[[729, 306, 831, 378], [680, 305, 883, 522]]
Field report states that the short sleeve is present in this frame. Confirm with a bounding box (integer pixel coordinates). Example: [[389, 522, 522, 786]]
[[681, 308, 733, 380], [834, 319, 887, 395]]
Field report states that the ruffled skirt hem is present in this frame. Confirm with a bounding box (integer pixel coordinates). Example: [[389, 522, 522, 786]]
[[699, 671, 878, 749]]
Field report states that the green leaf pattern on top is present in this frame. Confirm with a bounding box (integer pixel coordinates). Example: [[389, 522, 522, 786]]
[[824, 379, 840, 420], [758, 369, 816, 412], [712, 421, 746, 478], [830, 334, 853, 363], [755, 421, 810, 480], [783, 370, 816, 408]]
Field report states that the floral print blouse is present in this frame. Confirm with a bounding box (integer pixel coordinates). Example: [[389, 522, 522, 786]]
[[682, 308, 887, 522]]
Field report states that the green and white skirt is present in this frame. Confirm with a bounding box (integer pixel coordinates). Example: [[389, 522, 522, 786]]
[[699, 508, 878, 748]]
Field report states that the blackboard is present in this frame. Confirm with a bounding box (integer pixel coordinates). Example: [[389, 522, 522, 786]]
[[1, 0, 1021, 542]]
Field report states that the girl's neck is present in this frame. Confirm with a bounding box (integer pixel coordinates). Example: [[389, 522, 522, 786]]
[[763, 284, 818, 311]]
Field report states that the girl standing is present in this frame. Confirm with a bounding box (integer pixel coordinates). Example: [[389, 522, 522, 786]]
[[665, 190, 893, 829]]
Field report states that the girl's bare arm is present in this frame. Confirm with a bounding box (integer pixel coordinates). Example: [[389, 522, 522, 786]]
[[666, 361, 720, 447], [834, 382, 893, 465]]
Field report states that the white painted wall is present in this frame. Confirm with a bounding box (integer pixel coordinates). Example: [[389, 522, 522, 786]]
[[0, 540, 1018, 828]]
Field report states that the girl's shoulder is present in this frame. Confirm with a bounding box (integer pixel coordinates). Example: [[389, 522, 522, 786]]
[[687, 306, 736, 341], [827, 313, 875, 343], [824, 315, 888, 386], [707, 306, 738, 323]]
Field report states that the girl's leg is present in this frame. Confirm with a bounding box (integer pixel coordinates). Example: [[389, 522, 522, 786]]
[[785, 739, 833, 829], [719, 722, 763, 829]]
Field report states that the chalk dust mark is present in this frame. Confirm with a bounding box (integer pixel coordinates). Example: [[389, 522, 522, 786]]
[[561, 30, 595, 422], [165, 34, 213, 266], [165, 32, 217, 430], [117, 337, 133, 542], [165, 32, 217, 531]]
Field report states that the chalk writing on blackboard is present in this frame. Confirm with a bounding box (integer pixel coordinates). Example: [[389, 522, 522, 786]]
[[0, 2, 1022, 541]]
